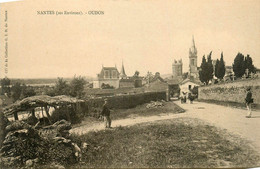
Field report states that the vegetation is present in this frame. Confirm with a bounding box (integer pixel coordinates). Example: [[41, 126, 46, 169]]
[[101, 83, 114, 89], [53, 78, 70, 96], [49, 76, 87, 98], [0, 77, 11, 96], [182, 72, 189, 79], [233, 53, 246, 78], [69, 76, 87, 98], [71, 118, 259, 168], [244, 54, 256, 77], [133, 70, 140, 77], [111, 101, 184, 120], [233, 53, 256, 78], [10, 83, 36, 102], [199, 52, 214, 85], [215, 52, 226, 80]]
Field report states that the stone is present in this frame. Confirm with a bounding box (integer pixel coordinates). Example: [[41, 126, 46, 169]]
[[5, 121, 30, 132], [25, 159, 34, 167]]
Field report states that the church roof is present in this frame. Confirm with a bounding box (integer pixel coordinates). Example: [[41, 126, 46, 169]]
[[189, 36, 197, 55], [103, 67, 118, 71], [120, 62, 127, 78]]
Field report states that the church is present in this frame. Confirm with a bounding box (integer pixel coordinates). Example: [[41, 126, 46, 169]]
[[171, 36, 200, 93], [172, 36, 199, 79]]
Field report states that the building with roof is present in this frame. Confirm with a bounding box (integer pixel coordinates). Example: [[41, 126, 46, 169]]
[[172, 59, 183, 77], [93, 66, 120, 89], [93, 62, 140, 89], [179, 78, 200, 94]]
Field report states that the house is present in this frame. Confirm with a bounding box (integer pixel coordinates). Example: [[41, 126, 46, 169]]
[[93, 66, 120, 89], [165, 77, 183, 97], [144, 72, 168, 92], [179, 78, 200, 94], [93, 63, 143, 89]]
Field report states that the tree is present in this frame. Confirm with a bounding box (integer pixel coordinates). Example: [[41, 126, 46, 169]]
[[199, 52, 214, 85], [206, 51, 214, 83], [0, 77, 11, 96], [182, 72, 189, 80], [215, 52, 226, 80], [133, 71, 140, 77], [214, 59, 220, 79], [11, 82, 23, 102], [218, 52, 226, 80], [144, 71, 154, 84], [244, 54, 256, 77], [11, 83, 36, 102], [233, 53, 245, 78], [54, 78, 70, 95], [69, 76, 87, 98], [22, 85, 36, 98], [199, 55, 207, 84]]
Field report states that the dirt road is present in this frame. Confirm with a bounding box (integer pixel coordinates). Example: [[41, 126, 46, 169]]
[[70, 101, 260, 153]]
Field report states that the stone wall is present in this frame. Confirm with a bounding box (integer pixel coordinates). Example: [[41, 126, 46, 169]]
[[198, 78, 260, 105]]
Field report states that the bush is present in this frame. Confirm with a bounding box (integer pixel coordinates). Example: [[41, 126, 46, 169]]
[[101, 83, 114, 89], [50, 107, 83, 124], [41, 140, 76, 165]]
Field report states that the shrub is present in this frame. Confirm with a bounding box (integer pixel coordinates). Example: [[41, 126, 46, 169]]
[[50, 107, 83, 124]]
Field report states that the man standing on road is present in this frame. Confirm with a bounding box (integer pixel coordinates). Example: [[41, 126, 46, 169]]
[[101, 98, 112, 128], [245, 87, 253, 118]]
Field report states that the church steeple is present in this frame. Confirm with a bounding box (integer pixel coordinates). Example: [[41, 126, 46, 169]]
[[120, 61, 127, 79], [189, 36, 198, 78], [189, 35, 197, 56]]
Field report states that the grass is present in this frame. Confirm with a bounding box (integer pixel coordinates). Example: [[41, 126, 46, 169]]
[[72, 101, 185, 128], [111, 101, 185, 120], [70, 118, 260, 168], [198, 99, 260, 110]]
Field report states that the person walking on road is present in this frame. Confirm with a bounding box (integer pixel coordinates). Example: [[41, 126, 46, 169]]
[[101, 99, 112, 128], [245, 87, 254, 118]]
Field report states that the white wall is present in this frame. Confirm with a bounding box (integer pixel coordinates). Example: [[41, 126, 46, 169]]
[[180, 81, 199, 93], [93, 81, 100, 88]]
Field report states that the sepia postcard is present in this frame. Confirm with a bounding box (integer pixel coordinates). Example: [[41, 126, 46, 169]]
[[0, 0, 260, 168]]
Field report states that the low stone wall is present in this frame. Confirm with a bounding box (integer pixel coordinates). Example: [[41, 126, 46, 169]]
[[198, 78, 260, 105]]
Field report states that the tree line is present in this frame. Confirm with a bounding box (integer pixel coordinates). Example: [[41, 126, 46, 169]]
[[0, 75, 87, 102], [199, 52, 256, 85]]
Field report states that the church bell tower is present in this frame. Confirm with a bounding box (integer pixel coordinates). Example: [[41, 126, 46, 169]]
[[189, 36, 198, 78]]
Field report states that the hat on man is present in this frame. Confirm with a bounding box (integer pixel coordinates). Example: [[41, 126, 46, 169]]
[[247, 87, 251, 91]]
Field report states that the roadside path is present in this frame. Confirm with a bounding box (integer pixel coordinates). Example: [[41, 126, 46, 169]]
[[70, 101, 260, 153], [174, 101, 260, 153]]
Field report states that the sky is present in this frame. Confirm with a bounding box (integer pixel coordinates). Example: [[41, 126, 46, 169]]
[[0, 0, 260, 79]]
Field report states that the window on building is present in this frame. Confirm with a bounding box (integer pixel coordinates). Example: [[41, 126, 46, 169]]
[[105, 70, 109, 79], [112, 70, 117, 78], [191, 59, 196, 66]]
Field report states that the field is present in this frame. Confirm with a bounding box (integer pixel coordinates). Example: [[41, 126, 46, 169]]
[[70, 118, 260, 168]]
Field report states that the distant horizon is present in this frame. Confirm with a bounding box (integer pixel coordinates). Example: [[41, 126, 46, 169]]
[[1, 55, 259, 80], [1, 0, 260, 79]]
